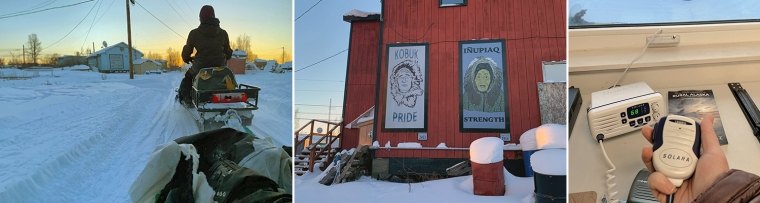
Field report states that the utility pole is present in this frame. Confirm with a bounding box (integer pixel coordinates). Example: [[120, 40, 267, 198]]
[[328, 98, 332, 122], [22, 45, 25, 65], [126, 0, 135, 79], [281, 47, 285, 64]]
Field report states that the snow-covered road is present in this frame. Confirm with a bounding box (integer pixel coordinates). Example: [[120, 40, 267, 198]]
[[0, 66, 291, 202]]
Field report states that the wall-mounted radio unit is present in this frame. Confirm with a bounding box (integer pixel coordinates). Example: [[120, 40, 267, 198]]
[[588, 82, 664, 140]]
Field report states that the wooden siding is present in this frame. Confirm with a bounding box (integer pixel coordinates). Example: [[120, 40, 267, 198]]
[[341, 20, 382, 149], [373, 0, 566, 159]]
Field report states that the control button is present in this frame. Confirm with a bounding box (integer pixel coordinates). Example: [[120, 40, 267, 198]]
[[652, 103, 660, 111], [637, 118, 644, 124], [629, 121, 636, 127], [621, 112, 626, 117], [653, 113, 660, 119], [622, 119, 627, 124], [645, 116, 651, 122]]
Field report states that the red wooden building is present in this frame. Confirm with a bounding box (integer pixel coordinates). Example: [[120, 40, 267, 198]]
[[341, 0, 566, 176]]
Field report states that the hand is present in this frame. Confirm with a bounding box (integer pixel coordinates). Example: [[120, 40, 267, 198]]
[[640, 115, 729, 202]]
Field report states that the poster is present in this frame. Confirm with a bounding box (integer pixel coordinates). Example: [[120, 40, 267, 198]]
[[459, 40, 509, 132], [384, 44, 427, 131], [668, 90, 728, 145]]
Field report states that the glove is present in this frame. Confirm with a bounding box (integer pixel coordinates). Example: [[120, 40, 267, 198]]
[[184, 57, 194, 64]]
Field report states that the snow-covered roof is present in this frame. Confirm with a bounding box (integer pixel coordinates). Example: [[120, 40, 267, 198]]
[[343, 9, 381, 22], [89, 42, 144, 57], [345, 106, 374, 128], [133, 58, 161, 65], [345, 9, 379, 18], [232, 49, 247, 59]]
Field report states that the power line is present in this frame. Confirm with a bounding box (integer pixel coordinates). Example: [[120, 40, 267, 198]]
[[297, 111, 342, 115], [295, 48, 347, 72], [295, 0, 323, 21], [80, 0, 105, 50], [165, 0, 191, 28], [0, 0, 96, 20], [296, 89, 343, 92], [45, 0, 101, 50], [295, 103, 343, 107], [0, 0, 57, 17], [296, 79, 345, 82], [134, 1, 185, 39]]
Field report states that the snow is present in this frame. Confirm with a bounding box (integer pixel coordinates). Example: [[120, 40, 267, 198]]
[[232, 49, 248, 59], [344, 9, 379, 18], [519, 128, 538, 151], [132, 58, 161, 65], [436, 143, 448, 148], [469, 137, 504, 164], [397, 142, 422, 148], [530, 149, 567, 176], [236, 68, 293, 146], [384, 141, 391, 147], [0, 65, 291, 201], [372, 141, 380, 148], [535, 124, 567, 149], [296, 166, 534, 203], [503, 143, 521, 151]]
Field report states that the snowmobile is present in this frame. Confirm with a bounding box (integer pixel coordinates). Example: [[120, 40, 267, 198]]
[[129, 67, 291, 202], [181, 66, 260, 132]]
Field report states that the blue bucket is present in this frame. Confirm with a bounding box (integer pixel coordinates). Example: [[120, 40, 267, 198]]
[[523, 150, 537, 177]]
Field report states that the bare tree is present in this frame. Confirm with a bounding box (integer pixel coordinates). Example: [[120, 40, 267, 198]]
[[8, 51, 21, 66], [165, 48, 181, 69], [232, 34, 253, 61], [47, 53, 60, 66], [0, 57, 5, 66], [146, 51, 162, 60], [26, 34, 42, 65]]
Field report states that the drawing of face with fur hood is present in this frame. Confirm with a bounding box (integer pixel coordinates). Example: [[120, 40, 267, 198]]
[[463, 57, 505, 112], [390, 60, 424, 107]]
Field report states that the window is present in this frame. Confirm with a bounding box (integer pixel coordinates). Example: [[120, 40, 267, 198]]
[[570, 1, 760, 28], [542, 61, 566, 82], [440, 0, 466, 7]]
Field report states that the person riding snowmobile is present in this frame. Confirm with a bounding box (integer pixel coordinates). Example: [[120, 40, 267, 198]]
[[178, 5, 233, 105]]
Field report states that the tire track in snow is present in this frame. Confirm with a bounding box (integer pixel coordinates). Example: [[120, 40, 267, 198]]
[[0, 73, 199, 202]]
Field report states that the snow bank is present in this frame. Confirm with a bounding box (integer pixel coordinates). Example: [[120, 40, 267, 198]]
[[530, 149, 566, 175], [296, 173, 529, 203], [535, 124, 567, 149], [397, 142, 422, 148], [519, 128, 538, 151], [469, 137, 504, 164], [235, 69, 292, 146]]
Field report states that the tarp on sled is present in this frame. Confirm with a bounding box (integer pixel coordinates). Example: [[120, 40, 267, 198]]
[[129, 128, 291, 203]]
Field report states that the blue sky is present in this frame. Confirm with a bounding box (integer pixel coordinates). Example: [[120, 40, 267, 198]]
[[294, 0, 380, 129], [0, 0, 291, 62]]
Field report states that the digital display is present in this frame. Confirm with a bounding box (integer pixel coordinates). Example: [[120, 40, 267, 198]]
[[627, 103, 650, 119]]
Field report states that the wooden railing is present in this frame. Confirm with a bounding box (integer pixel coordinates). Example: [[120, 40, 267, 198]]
[[294, 119, 344, 172]]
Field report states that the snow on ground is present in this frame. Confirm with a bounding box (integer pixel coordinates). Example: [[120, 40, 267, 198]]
[[295, 167, 535, 203], [0, 66, 291, 202], [235, 70, 292, 146]]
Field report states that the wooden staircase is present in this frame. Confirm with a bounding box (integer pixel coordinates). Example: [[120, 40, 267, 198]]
[[294, 120, 343, 176]]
